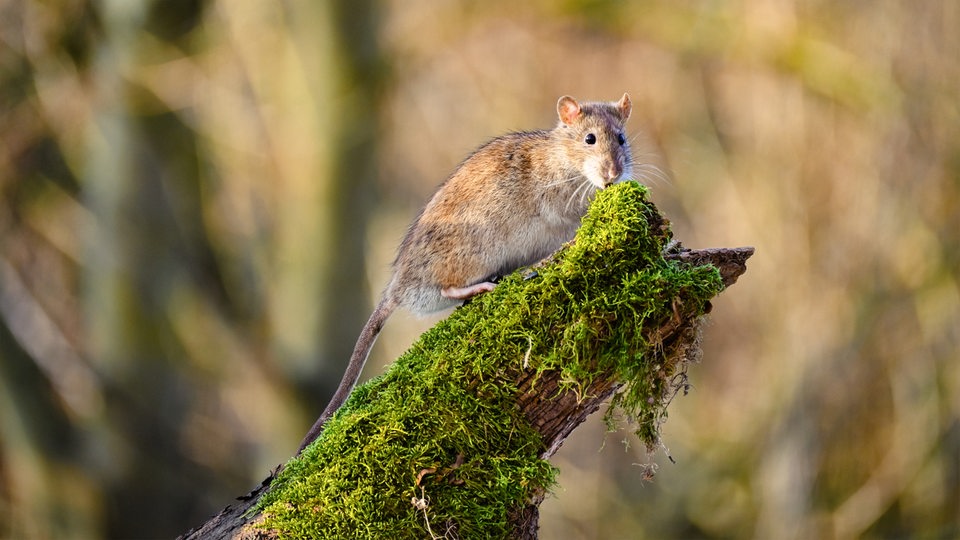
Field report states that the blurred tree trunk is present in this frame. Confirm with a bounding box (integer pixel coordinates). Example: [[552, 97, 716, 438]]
[[83, 2, 248, 536], [281, 0, 384, 426]]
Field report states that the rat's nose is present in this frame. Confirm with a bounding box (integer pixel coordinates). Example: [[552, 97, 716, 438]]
[[603, 161, 623, 185]]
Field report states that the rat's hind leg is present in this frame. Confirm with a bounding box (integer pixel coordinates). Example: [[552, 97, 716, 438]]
[[441, 281, 496, 300]]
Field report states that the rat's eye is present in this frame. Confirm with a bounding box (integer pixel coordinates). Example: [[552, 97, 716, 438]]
[[617, 133, 626, 145], [584, 133, 596, 145]]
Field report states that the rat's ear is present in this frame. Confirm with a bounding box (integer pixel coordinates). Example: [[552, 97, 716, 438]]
[[557, 96, 582, 126], [617, 93, 632, 121]]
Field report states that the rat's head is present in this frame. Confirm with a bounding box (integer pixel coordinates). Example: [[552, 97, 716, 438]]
[[556, 93, 633, 189]]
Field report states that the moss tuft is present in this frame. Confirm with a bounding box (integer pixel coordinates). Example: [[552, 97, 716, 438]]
[[255, 182, 722, 538]]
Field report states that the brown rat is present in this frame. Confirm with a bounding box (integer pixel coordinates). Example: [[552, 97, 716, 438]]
[[298, 93, 633, 452]]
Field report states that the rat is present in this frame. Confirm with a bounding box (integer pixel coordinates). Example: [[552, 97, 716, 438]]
[[298, 93, 633, 452]]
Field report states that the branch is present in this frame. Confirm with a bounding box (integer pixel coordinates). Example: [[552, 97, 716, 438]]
[[179, 182, 753, 539], [666, 246, 754, 288]]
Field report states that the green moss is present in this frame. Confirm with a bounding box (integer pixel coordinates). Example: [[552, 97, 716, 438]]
[[255, 182, 722, 538]]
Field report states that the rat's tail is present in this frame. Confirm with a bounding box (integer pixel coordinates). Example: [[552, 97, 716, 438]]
[[297, 296, 396, 453]]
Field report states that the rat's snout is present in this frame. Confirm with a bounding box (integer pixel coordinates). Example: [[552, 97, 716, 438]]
[[601, 160, 623, 186]]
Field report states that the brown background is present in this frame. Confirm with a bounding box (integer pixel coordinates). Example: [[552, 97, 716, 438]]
[[1, 1, 957, 538]]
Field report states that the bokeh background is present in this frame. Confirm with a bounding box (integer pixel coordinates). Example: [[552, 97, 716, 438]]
[[1, 1, 958, 538]]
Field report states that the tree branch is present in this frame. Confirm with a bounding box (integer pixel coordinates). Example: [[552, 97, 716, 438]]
[[179, 183, 753, 539]]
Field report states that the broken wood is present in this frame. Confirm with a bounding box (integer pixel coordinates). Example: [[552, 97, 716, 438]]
[[179, 183, 753, 539]]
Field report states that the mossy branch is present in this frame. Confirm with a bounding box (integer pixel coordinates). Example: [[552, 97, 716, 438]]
[[179, 182, 753, 540]]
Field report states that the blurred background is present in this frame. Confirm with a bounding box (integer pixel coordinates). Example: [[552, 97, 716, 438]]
[[1, 0, 957, 538]]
